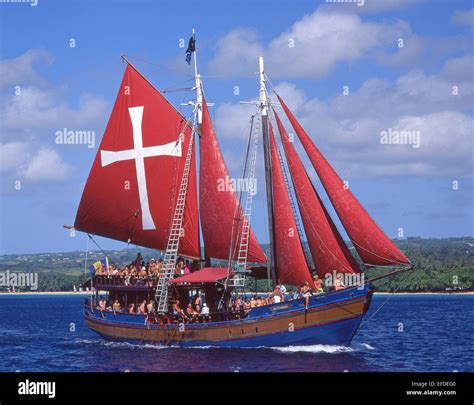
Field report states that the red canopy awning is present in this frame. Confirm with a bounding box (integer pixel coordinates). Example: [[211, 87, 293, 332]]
[[170, 267, 230, 284]]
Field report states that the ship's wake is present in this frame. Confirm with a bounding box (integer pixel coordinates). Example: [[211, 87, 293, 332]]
[[77, 338, 375, 353]]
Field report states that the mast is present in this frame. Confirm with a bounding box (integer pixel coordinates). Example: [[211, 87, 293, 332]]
[[190, 29, 208, 265], [259, 56, 278, 285], [192, 28, 203, 126]]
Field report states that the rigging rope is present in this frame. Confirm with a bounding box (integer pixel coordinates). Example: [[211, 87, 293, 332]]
[[354, 270, 412, 335], [86, 233, 118, 268]]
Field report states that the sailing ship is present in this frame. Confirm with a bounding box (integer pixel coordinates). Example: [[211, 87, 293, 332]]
[[67, 32, 413, 348]]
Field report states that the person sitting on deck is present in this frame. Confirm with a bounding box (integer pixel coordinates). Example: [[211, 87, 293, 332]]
[[193, 292, 202, 313], [200, 303, 211, 322], [133, 253, 143, 271], [250, 296, 257, 308], [183, 262, 190, 275], [98, 297, 106, 311], [174, 258, 185, 277], [139, 266, 148, 279], [335, 276, 346, 291], [148, 259, 157, 275], [137, 300, 146, 315], [243, 300, 252, 314], [313, 274, 324, 294], [234, 296, 241, 312], [301, 281, 312, 310], [110, 264, 119, 276], [172, 300, 187, 320], [128, 303, 135, 314], [112, 299, 121, 312], [156, 259, 163, 276], [186, 304, 198, 322], [146, 300, 155, 314], [273, 286, 284, 303], [200, 303, 210, 315]]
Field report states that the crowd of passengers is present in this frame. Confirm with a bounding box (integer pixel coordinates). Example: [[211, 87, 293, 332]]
[[95, 262, 346, 323], [93, 253, 199, 288]]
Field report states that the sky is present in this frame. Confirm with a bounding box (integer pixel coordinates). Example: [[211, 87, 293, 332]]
[[0, 0, 473, 255]]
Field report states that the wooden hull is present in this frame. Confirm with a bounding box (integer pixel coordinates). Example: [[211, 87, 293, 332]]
[[84, 285, 373, 348]]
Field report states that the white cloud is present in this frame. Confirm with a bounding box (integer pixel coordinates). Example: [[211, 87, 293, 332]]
[[0, 49, 109, 185], [214, 102, 257, 139], [0, 48, 53, 89], [267, 11, 411, 77], [0, 142, 73, 183], [21, 147, 73, 182], [214, 55, 474, 178], [440, 53, 474, 82], [207, 28, 263, 77], [452, 8, 474, 27], [322, 0, 427, 13], [207, 6, 468, 79], [1, 88, 108, 138], [209, 10, 403, 78]]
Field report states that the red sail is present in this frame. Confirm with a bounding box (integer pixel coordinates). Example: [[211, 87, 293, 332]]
[[74, 64, 200, 258], [199, 98, 266, 263], [269, 123, 314, 287], [277, 94, 410, 267], [274, 110, 360, 277]]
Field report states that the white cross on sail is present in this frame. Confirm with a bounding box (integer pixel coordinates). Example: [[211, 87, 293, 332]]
[[100, 106, 182, 230]]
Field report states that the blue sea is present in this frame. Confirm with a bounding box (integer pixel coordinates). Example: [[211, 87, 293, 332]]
[[0, 294, 472, 372]]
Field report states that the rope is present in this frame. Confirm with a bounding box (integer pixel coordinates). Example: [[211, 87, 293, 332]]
[[84, 234, 89, 280], [87, 234, 118, 268], [355, 275, 406, 333]]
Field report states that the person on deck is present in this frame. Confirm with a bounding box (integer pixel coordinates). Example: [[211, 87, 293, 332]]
[[183, 262, 190, 275], [250, 296, 257, 308], [128, 303, 136, 314], [186, 304, 197, 322], [234, 296, 241, 312], [273, 286, 284, 302], [137, 300, 146, 314], [193, 292, 202, 313], [335, 276, 346, 291], [112, 299, 121, 312], [243, 299, 251, 313], [174, 258, 185, 277], [99, 297, 106, 311], [313, 274, 324, 294], [146, 300, 155, 314], [133, 253, 143, 271], [301, 281, 312, 310], [172, 300, 187, 320], [200, 303, 211, 322]]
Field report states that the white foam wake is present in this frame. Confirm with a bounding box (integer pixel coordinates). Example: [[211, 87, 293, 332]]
[[270, 344, 354, 354]]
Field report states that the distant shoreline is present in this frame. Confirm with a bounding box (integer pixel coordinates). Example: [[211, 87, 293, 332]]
[[0, 291, 472, 296]]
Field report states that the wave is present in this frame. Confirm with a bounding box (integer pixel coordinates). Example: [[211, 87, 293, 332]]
[[77, 338, 375, 353], [270, 344, 354, 354]]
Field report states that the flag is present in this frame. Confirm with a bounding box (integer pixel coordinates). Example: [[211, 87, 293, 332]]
[[185, 34, 195, 65], [89, 258, 107, 276]]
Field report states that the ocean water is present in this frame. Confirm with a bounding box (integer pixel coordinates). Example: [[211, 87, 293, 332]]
[[0, 294, 472, 372]]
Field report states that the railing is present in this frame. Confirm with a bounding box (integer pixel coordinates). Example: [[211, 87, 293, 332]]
[[85, 296, 250, 324], [92, 275, 157, 288]]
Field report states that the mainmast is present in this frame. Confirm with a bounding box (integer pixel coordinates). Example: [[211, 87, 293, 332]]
[[259, 56, 278, 285]]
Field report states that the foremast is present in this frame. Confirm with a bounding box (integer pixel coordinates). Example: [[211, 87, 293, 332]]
[[155, 30, 202, 313]]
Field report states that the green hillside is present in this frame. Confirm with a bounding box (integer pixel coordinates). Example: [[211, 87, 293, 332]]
[[0, 237, 472, 292]]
